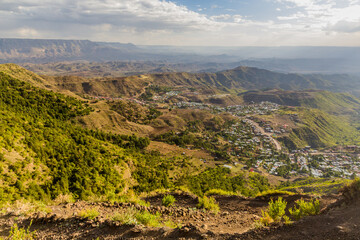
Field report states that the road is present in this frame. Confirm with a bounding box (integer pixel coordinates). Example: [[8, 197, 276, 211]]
[[245, 119, 282, 151]]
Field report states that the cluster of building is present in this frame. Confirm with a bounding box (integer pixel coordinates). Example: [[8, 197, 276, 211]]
[[226, 102, 280, 116], [152, 91, 180, 101], [257, 152, 360, 179], [173, 101, 280, 116], [94, 91, 360, 180]]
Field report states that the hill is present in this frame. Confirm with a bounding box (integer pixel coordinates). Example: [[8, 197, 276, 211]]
[[3, 63, 360, 151], [0, 64, 274, 203], [0, 38, 155, 63], [37, 66, 360, 98], [0, 38, 238, 64], [242, 89, 360, 115], [242, 89, 360, 149], [1, 64, 360, 239]]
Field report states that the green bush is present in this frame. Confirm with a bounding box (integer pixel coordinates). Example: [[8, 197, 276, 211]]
[[267, 197, 287, 222], [197, 196, 220, 214], [205, 189, 238, 196], [8, 221, 36, 240], [257, 197, 288, 227], [256, 190, 295, 197], [135, 211, 161, 227], [289, 198, 320, 220], [258, 210, 274, 226], [162, 195, 176, 207], [78, 208, 100, 220], [112, 207, 138, 225]]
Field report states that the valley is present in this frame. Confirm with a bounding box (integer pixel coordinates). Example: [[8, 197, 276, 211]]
[[1, 62, 360, 239]]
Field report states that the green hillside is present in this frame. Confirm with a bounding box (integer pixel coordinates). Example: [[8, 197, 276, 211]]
[[242, 89, 360, 149], [242, 89, 360, 115], [279, 108, 360, 149], [0, 71, 153, 201], [0, 66, 271, 203], [37, 66, 360, 98], [300, 91, 360, 115]]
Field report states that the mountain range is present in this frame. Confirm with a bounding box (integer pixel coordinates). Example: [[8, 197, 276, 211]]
[[1, 38, 360, 75], [37, 65, 360, 98]]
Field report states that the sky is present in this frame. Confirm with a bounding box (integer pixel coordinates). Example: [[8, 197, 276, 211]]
[[0, 0, 359, 46]]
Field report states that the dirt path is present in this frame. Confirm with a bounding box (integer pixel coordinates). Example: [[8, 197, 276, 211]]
[[237, 198, 360, 240], [0, 193, 337, 240]]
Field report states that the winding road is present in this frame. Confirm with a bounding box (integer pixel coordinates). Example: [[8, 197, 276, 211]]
[[244, 119, 282, 151]]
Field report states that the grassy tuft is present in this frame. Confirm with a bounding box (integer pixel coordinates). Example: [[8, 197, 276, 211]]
[[111, 207, 138, 225], [135, 211, 161, 227], [78, 208, 100, 220], [257, 197, 287, 226], [289, 198, 320, 220], [162, 195, 176, 207], [118, 190, 150, 207], [53, 194, 76, 205], [256, 190, 295, 197], [205, 189, 238, 196], [8, 220, 36, 240], [197, 196, 220, 214]]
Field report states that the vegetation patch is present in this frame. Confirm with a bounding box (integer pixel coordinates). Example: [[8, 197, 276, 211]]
[[341, 178, 360, 202], [135, 211, 161, 227], [197, 196, 220, 214], [78, 208, 100, 220], [6, 221, 36, 240], [111, 207, 138, 225], [289, 198, 320, 220], [162, 195, 176, 207], [205, 189, 239, 197]]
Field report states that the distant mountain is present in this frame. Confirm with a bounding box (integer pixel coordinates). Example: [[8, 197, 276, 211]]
[[1, 38, 360, 75], [21, 61, 240, 78], [0, 38, 159, 63], [0, 38, 237, 64], [31, 64, 360, 98]]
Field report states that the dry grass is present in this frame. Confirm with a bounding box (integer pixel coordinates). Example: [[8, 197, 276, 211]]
[[1, 200, 52, 216]]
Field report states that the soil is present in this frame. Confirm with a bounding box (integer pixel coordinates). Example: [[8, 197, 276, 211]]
[[1, 192, 352, 240]]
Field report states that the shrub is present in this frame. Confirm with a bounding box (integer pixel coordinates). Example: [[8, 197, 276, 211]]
[[258, 210, 274, 226], [197, 196, 220, 214], [341, 178, 360, 202], [289, 198, 320, 220], [118, 190, 150, 207], [205, 189, 238, 196], [53, 194, 75, 205], [78, 208, 100, 220], [162, 195, 176, 207], [164, 220, 181, 229], [111, 207, 138, 225], [8, 221, 36, 240], [258, 197, 287, 225], [267, 197, 287, 222], [283, 215, 292, 225], [256, 190, 295, 197], [135, 211, 161, 227]]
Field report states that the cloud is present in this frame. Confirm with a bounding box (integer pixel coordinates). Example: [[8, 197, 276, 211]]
[[17, 27, 39, 37], [0, 0, 224, 32], [210, 14, 232, 21], [0, 0, 359, 46], [326, 20, 360, 33], [276, 0, 360, 33]]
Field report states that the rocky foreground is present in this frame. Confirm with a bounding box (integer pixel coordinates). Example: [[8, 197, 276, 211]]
[[3, 191, 357, 240]]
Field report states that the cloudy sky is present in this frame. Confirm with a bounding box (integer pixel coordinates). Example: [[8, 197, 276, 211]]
[[0, 0, 359, 46]]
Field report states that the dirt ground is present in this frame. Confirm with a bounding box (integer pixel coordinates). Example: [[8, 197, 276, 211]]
[[1, 192, 351, 240]]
